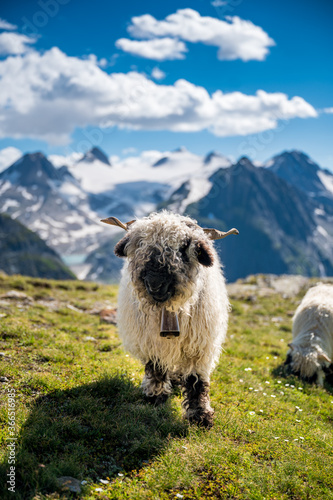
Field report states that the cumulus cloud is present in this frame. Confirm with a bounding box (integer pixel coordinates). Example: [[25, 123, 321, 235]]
[[118, 9, 275, 61], [323, 107, 333, 114], [151, 67, 166, 80], [115, 37, 187, 60], [0, 147, 22, 172], [0, 18, 17, 30], [0, 31, 36, 55], [0, 47, 317, 144]]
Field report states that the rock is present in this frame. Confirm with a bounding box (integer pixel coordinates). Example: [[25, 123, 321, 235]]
[[0, 290, 33, 302], [0, 376, 9, 382], [99, 308, 117, 324], [56, 476, 82, 494]]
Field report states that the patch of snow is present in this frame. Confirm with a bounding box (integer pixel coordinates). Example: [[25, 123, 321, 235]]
[[1, 199, 19, 211], [27, 197, 44, 212], [318, 170, 333, 195], [179, 178, 212, 212], [0, 181, 11, 196], [17, 186, 33, 200], [317, 225, 328, 237], [315, 208, 326, 216]]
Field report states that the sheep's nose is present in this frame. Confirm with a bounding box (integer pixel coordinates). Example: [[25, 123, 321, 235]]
[[144, 278, 174, 302]]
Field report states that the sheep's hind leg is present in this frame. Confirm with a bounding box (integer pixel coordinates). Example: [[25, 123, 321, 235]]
[[142, 360, 172, 405], [182, 374, 214, 428]]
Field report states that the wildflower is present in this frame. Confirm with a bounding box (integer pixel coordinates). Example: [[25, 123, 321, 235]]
[[266, 356, 269, 359], [259, 409, 263, 413], [239, 379, 244, 382], [265, 381, 270, 384], [176, 494, 184, 499], [118, 473, 124, 477], [182, 446, 187, 449], [271, 395, 276, 398], [95, 488, 103, 492], [249, 411, 255, 415], [280, 391, 284, 395], [284, 439, 289, 442], [285, 384, 290, 387], [277, 380, 281, 383], [294, 438, 299, 441], [81, 480, 87, 485], [296, 419, 301, 422], [290, 385, 295, 388], [298, 387, 303, 390], [263, 392, 267, 396], [249, 387, 253, 390], [245, 368, 252, 371], [299, 437, 304, 440], [273, 437, 280, 439]]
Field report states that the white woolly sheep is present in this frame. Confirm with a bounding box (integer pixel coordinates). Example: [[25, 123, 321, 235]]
[[101, 211, 238, 427], [285, 283, 333, 386]]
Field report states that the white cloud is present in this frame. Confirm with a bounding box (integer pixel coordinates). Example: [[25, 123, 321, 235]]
[[0, 18, 17, 30], [115, 37, 187, 61], [151, 67, 166, 80], [0, 47, 317, 144], [122, 9, 275, 61], [0, 32, 36, 55], [0, 147, 22, 172], [323, 107, 333, 114]]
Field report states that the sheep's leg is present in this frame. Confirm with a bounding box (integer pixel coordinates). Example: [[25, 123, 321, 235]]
[[142, 360, 172, 405], [182, 374, 214, 428]]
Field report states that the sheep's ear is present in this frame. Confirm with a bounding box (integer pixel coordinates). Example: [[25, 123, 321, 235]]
[[288, 343, 295, 351], [114, 235, 130, 258], [195, 240, 214, 267]]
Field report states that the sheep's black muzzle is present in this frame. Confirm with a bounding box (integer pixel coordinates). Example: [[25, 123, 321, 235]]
[[141, 259, 176, 303]]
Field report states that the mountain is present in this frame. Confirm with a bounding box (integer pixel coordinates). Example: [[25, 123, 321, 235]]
[[0, 213, 75, 279], [1, 145, 332, 283], [176, 157, 333, 281], [266, 150, 333, 213], [79, 146, 111, 166], [84, 234, 124, 283], [0, 152, 106, 255]]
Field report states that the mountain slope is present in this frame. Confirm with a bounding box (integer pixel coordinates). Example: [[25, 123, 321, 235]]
[[0, 213, 75, 279], [184, 158, 333, 281], [0, 152, 105, 255], [266, 150, 333, 214]]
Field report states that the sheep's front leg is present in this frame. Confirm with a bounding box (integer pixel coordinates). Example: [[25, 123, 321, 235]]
[[182, 374, 214, 428], [142, 360, 172, 405]]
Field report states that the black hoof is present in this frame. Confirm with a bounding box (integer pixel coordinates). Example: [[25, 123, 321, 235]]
[[188, 409, 214, 428]]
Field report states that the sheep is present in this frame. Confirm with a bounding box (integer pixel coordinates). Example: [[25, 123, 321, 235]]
[[101, 211, 238, 427], [285, 283, 333, 386]]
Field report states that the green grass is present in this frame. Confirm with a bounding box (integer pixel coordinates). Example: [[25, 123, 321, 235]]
[[0, 273, 332, 499]]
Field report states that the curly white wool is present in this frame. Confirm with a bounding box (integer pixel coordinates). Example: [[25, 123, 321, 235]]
[[116, 211, 230, 382], [289, 283, 333, 385]]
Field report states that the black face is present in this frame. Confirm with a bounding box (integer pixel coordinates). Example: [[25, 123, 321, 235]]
[[284, 353, 318, 384], [140, 251, 177, 303]]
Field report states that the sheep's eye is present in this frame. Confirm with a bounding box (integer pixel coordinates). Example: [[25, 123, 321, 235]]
[[179, 239, 191, 262]]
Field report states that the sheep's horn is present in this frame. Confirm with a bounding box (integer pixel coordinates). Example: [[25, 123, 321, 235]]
[[100, 216, 135, 231], [203, 227, 239, 240]]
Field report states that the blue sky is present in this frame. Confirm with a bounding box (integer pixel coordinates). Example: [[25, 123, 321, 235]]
[[0, 0, 332, 168]]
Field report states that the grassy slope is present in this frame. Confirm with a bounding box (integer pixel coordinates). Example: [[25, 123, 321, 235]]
[[0, 273, 332, 500]]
